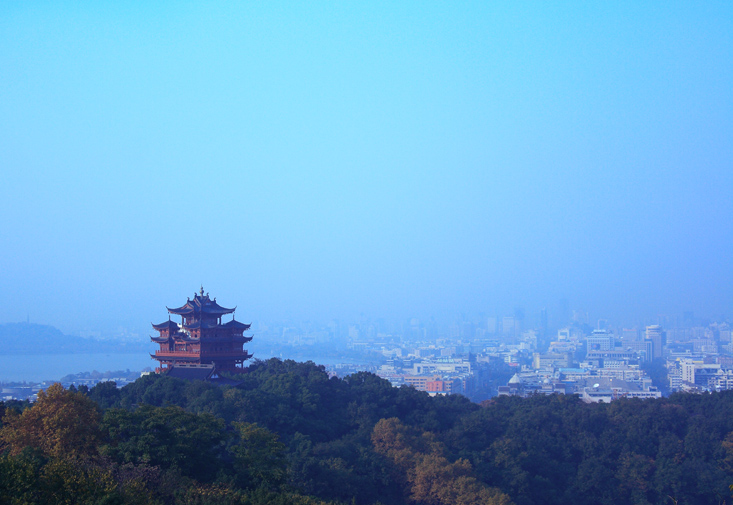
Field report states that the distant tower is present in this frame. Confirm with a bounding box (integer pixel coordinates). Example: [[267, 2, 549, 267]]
[[558, 298, 570, 326], [502, 316, 515, 339], [539, 308, 548, 337], [151, 288, 253, 374], [487, 316, 497, 335], [645, 325, 664, 360], [514, 307, 525, 333]]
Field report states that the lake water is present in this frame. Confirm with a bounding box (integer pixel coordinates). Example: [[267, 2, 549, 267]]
[[0, 353, 154, 382], [0, 352, 374, 382]]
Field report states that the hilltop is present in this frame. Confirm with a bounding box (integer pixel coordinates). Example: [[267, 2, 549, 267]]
[[0, 322, 147, 354], [2, 358, 733, 504]]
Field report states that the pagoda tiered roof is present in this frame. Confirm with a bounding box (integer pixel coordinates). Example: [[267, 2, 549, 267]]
[[152, 320, 180, 331], [167, 287, 235, 317], [221, 319, 252, 330]]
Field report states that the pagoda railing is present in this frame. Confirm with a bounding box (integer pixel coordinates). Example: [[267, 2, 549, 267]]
[[154, 350, 200, 356], [202, 351, 252, 357], [176, 336, 252, 342], [154, 350, 250, 358]]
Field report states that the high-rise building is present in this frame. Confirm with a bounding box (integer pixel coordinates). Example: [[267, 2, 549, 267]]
[[645, 325, 664, 359], [718, 323, 732, 343], [540, 308, 548, 336], [625, 340, 653, 362], [621, 328, 640, 342], [502, 316, 515, 339], [487, 317, 497, 335], [586, 329, 615, 351], [558, 298, 570, 326]]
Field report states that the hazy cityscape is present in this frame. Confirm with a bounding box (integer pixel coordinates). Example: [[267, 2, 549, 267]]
[[3, 305, 730, 404]]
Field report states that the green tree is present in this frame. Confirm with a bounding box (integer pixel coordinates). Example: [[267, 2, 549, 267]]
[[89, 380, 122, 410], [229, 422, 287, 491], [101, 405, 226, 482], [0, 449, 44, 505]]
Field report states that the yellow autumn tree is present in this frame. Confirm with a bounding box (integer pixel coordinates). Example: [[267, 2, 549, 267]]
[[372, 417, 513, 505], [0, 383, 101, 459]]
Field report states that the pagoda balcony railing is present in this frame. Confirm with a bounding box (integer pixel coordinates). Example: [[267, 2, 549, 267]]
[[154, 350, 200, 357], [174, 335, 252, 341], [154, 350, 250, 358]]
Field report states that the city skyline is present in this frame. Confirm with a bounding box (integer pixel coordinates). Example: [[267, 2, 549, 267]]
[[8, 299, 726, 344]]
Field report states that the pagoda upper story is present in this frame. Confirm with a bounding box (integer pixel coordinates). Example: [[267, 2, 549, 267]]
[[168, 287, 236, 324], [151, 287, 253, 374]]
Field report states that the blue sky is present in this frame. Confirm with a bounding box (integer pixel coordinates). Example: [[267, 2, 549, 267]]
[[1, 2, 731, 332]]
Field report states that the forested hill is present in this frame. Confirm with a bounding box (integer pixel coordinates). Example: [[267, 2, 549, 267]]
[[0, 322, 147, 354], [2, 359, 733, 505]]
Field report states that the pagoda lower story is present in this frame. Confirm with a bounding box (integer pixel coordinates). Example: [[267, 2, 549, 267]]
[[151, 288, 253, 374]]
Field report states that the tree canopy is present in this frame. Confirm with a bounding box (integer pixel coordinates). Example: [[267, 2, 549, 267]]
[[2, 358, 733, 504]]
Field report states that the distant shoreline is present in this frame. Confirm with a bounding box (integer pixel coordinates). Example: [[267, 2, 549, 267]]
[[0, 352, 155, 383], [0, 350, 147, 356]]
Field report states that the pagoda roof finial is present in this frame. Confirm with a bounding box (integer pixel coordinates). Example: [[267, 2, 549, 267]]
[[200, 285, 205, 296], [168, 290, 234, 316]]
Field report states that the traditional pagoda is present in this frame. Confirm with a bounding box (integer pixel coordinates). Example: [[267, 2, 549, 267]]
[[151, 287, 253, 374]]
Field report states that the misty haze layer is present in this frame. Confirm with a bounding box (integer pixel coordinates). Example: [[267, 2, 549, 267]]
[[0, 2, 730, 332]]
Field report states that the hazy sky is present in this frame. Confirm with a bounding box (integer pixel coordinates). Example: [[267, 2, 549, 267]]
[[1, 2, 731, 333]]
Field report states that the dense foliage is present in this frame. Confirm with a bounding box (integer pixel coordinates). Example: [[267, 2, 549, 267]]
[[2, 358, 733, 504]]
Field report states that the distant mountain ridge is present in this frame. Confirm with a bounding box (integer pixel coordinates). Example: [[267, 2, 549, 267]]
[[0, 322, 147, 354]]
